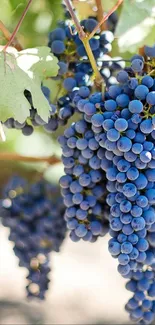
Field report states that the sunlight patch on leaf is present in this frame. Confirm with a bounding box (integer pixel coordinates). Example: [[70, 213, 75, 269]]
[[0, 46, 59, 123], [17, 46, 59, 79]]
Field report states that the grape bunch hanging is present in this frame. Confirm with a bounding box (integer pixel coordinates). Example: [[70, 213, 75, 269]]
[[1, 176, 66, 299], [1, 0, 155, 324]]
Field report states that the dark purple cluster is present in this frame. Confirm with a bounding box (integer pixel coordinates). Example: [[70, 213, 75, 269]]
[[59, 52, 155, 323], [0, 177, 66, 299]]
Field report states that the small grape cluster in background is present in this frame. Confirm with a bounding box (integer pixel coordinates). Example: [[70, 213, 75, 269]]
[[0, 177, 66, 299]]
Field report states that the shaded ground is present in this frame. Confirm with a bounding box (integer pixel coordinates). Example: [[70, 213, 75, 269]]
[[0, 227, 131, 324]]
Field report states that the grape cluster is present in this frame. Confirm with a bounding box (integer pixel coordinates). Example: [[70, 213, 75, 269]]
[[69, 56, 155, 272], [48, 18, 114, 60], [4, 118, 34, 136], [59, 89, 109, 242], [126, 268, 155, 324], [58, 51, 155, 322], [0, 177, 66, 299], [48, 18, 125, 89], [44, 18, 124, 129], [96, 61, 155, 276]]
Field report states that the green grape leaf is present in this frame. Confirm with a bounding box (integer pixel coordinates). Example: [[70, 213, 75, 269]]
[[115, 0, 155, 53], [0, 48, 52, 123], [17, 46, 59, 80]]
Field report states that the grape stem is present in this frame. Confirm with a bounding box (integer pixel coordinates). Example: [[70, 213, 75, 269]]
[[0, 152, 60, 165], [147, 69, 155, 76], [88, 0, 123, 40], [3, 0, 33, 52], [64, 0, 102, 83], [82, 39, 102, 83], [95, 0, 106, 31], [64, 0, 85, 39], [0, 20, 23, 51]]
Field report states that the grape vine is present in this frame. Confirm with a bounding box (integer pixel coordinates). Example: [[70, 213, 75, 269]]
[[1, 0, 155, 324]]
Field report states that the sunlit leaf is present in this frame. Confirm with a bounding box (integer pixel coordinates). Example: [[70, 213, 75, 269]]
[[17, 46, 59, 79], [115, 0, 155, 53], [0, 47, 53, 123]]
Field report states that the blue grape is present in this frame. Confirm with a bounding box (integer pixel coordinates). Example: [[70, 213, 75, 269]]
[[118, 263, 130, 276], [114, 118, 128, 131], [135, 85, 149, 100], [75, 224, 87, 237], [146, 91, 155, 105], [49, 27, 66, 41], [63, 78, 77, 91], [22, 125, 33, 136], [117, 137, 132, 152], [108, 239, 121, 255], [144, 45, 155, 58], [84, 102, 96, 115], [123, 183, 137, 197], [78, 86, 90, 98], [142, 76, 154, 88], [131, 59, 144, 73], [129, 100, 143, 114], [121, 242, 133, 254], [58, 61, 68, 75], [118, 253, 130, 265], [84, 18, 98, 32], [107, 128, 120, 141], [51, 40, 65, 54], [116, 94, 129, 107], [117, 70, 129, 83]]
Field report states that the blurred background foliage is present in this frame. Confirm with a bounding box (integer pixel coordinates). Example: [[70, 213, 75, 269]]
[[0, 0, 63, 48]]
